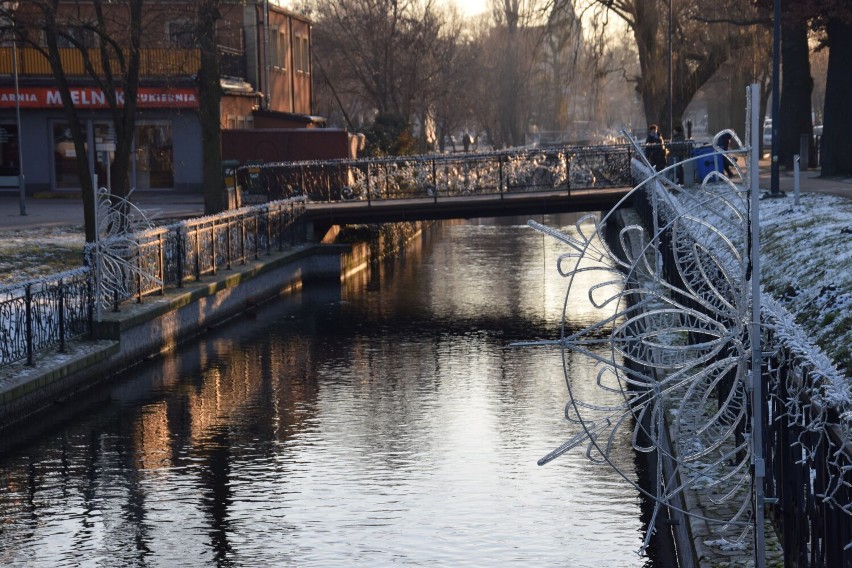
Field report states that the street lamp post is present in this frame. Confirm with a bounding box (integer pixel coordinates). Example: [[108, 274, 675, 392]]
[[668, 0, 673, 140], [13, 34, 26, 215]]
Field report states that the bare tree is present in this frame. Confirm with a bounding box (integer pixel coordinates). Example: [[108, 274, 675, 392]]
[[311, 0, 436, 120], [310, 0, 474, 153], [581, 0, 762, 135], [4, 0, 145, 241], [195, 0, 226, 214]]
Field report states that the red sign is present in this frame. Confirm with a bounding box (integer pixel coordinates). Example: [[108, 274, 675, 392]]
[[0, 87, 199, 109]]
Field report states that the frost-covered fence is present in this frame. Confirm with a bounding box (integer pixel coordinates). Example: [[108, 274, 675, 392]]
[[84, 198, 306, 313], [0, 198, 306, 369], [761, 297, 852, 567], [632, 161, 852, 567], [0, 269, 92, 367], [238, 144, 638, 202]]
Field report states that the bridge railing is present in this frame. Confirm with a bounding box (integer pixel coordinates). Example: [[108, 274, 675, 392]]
[[237, 144, 641, 203]]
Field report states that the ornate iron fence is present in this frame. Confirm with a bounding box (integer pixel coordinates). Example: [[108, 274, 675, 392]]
[[237, 144, 639, 203], [761, 297, 852, 568], [0, 269, 92, 367], [0, 198, 306, 368]]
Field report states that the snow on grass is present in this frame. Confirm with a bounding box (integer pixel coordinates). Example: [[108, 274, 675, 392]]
[[0, 226, 86, 284], [758, 193, 852, 376]]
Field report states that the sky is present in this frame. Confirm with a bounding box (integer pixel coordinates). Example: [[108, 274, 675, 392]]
[[453, 0, 489, 17]]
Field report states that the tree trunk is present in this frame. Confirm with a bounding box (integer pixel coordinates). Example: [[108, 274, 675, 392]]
[[633, 2, 666, 132], [820, 17, 852, 177], [778, 15, 813, 170], [198, 0, 226, 214]]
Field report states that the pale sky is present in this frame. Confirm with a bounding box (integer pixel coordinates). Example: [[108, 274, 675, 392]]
[[453, 0, 489, 17]]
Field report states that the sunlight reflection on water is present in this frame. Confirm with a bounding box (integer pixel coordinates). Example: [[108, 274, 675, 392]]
[[0, 215, 653, 567]]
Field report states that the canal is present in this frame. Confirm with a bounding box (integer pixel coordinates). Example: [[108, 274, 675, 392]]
[[0, 215, 661, 567]]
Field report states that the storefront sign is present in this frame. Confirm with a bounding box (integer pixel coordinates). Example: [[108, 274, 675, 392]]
[[0, 87, 199, 109]]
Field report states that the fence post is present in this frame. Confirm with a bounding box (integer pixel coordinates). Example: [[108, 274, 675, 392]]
[[211, 221, 218, 275], [366, 163, 372, 205], [241, 215, 247, 264], [226, 217, 232, 270], [136, 244, 143, 304], [499, 155, 504, 196], [176, 229, 184, 288], [265, 207, 272, 255], [58, 278, 66, 353], [432, 158, 437, 203], [194, 225, 201, 281], [254, 213, 260, 260], [25, 283, 33, 366], [159, 232, 165, 295], [87, 271, 95, 337]]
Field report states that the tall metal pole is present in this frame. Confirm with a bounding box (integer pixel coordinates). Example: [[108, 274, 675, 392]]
[[770, 0, 781, 195], [12, 28, 26, 215], [668, 0, 673, 139], [749, 82, 766, 568]]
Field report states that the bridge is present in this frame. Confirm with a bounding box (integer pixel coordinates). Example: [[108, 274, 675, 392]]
[[236, 143, 642, 229]]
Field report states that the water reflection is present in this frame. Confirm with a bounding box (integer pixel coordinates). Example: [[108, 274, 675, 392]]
[[0, 215, 655, 567]]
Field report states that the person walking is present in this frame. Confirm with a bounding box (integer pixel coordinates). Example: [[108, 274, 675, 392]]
[[644, 124, 667, 172], [718, 131, 735, 177], [671, 124, 687, 184]]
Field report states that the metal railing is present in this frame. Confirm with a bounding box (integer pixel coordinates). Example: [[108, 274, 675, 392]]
[[0, 269, 92, 367], [237, 144, 642, 203], [0, 198, 306, 368], [761, 297, 852, 567], [632, 167, 852, 567]]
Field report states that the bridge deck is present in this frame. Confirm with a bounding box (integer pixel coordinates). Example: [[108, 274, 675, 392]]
[[303, 186, 632, 225]]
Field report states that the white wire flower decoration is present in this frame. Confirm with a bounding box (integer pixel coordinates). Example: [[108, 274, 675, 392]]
[[514, 130, 758, 555], [91, 187, 160, 312]]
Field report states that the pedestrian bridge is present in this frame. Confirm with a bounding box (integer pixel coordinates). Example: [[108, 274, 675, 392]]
[[236, 144, 643, 228]]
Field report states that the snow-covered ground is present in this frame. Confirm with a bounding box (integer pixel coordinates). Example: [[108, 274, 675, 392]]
[[758, 192, 851, 376], [0, 226, 86, 283]]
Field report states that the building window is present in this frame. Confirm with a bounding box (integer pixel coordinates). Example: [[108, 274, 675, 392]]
[[295, 34, 309, 74], [54, 25, 97, 49], [53, 123, 78, 189], [168, 21, 194, 49], [277, 27, 288, 71], [270, 25, 287, 70]]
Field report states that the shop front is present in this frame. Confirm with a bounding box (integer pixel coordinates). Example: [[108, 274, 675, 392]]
[[0, 86, 203, 193]]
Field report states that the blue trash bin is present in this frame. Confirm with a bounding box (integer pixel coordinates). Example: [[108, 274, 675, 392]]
[[692, 145, 723, 180]]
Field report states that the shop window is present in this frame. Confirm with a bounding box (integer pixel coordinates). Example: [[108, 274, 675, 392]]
[[53, 123, 79, 189], [134, 123, 173, 189], [0, 124, 21, 188]]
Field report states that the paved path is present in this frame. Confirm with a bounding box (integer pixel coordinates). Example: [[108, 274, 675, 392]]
[[757, 157, 852, 200], [1, 160, 850, 230], [0, 190, 204, 230]]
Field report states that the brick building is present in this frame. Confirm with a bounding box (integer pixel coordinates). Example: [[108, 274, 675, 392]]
[[0, 1, 321, 194]]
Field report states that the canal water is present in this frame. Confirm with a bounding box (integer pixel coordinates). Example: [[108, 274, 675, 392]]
[[0, 215, 660, 567]]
